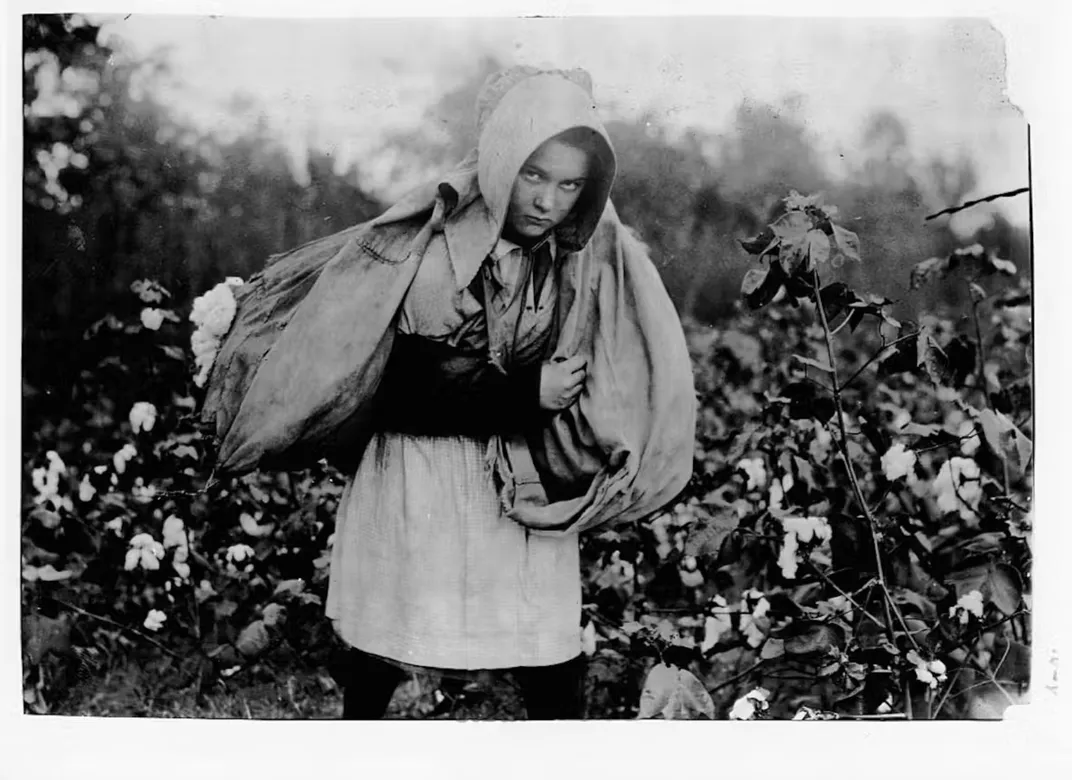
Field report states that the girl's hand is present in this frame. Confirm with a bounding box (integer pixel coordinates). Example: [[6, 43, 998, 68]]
[[539, 356, 587, 411]]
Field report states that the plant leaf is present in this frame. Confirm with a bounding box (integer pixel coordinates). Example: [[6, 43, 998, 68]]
[[916, 326, 953, 385], [793, 354, 834, 373], [806, 229, 831, 267], [946, 561, 1023, 616], [975, 407, 1033, 477], [988, 257, 1017, 276], [897, 422, 943, 437], [159, 345, 187, 361], [238, 512, 275, 538], [273, 578, 306, 598], [761, 637, 786, 660], [234, 619, 273, 659], [991, 638, 1031, 683], [739, 228, 778, 256], [832, 224, 861, 263], [771, 211, 812, 273], [741, 266, 769, 297], [783, 621, 846, 656], [684, 512, 737, 558], [637, 664, 716, 720], [910, 256, 950, 290], [22, 613, 72, 665], [171, 444, 199, 460]]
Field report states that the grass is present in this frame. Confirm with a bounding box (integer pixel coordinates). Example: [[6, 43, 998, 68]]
[[48, 660, 553, 720]]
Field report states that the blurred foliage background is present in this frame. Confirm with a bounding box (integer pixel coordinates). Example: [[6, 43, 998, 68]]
[[23, 14, 1030, 435]]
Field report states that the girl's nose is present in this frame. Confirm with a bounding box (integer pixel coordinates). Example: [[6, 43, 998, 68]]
[[534, 185, 555, 212]]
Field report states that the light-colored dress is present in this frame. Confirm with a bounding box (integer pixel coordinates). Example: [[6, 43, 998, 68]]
[[325, 236, 582, 671]]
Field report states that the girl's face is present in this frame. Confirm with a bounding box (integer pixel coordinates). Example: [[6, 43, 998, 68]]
[[505, 137, 590, 240]]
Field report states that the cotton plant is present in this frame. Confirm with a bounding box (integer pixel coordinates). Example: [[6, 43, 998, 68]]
[[131, 477, 157, 504], [948, 590, 985, 625], [189, 277, 243, 387], [728, 687, 771, 720], [125, 533, 165, 572], [162, 516, 192, 581], [777, 516, 832, 580], [143, 609, 167, 632], [881, 442, 917, 481], [808, 421, 833, 463], [131, 278, 169, 304], [907, 650, 947, 689], [78, 475, 96, 503], [702, 595, 734, 653], [933, 457, 983, 520], [701, 591, 771, 652], [737, 457, 767, 491], [128, 401, 157, 434], [140, 308, 165, 331], [767, 473, 794, 515], [32, 451, 73, 513], [112, 443, 138, 474], [226, 543, 256, 574], [738, 592, 771, 648]]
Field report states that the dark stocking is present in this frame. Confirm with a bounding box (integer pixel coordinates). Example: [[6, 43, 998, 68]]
[[513, 655, 586, 720], [339, 647, 406, 720]]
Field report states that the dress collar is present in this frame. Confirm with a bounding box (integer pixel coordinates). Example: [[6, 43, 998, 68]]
[[490, 232, 556, 263]]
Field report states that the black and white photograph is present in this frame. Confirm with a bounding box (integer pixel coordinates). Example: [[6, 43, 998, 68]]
[[8, 0, 1066, 764]]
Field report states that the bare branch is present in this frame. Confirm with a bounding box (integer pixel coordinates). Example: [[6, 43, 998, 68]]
[[924, 187, 1029, 222]]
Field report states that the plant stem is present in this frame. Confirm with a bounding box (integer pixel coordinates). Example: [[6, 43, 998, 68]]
[[909, 427, 982, 456], [924, 187, 1029, 222], [803, 561, 885, 627], [932, 667, 963, 719], [829, 314, 854, 337], [810, 270, 897, 644], [183, 526, 202, 642], [707, 659, 769, 694], [844, 332, 919, 388], [49, 597, 183, 660], [883, 589, 925, 653], [968, 281, 990, 407]]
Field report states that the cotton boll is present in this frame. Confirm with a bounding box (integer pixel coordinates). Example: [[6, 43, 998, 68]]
[[778, 532, 799, 579], [78, 475, 96, 502], [140, 308, 165, 331], [143, 609, 167, 631], [128, 402, 158, 434], [881, 443, 917, 481], [162, 515, 186, 548]]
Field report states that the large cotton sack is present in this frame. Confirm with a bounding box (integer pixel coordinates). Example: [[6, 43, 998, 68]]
[[492, 204, 697, 534], [200, 198, 450, 475]]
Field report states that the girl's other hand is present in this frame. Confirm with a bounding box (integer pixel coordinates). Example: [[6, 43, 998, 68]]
[[539, 356, 587, 411]]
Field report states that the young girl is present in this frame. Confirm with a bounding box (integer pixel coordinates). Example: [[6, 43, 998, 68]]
[[326, 67, 618, 719], [205, 64, 693, 720]]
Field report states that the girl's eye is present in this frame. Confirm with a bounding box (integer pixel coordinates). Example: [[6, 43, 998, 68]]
[[522, 170, 542, 182], [560, 181, 581, 192]]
